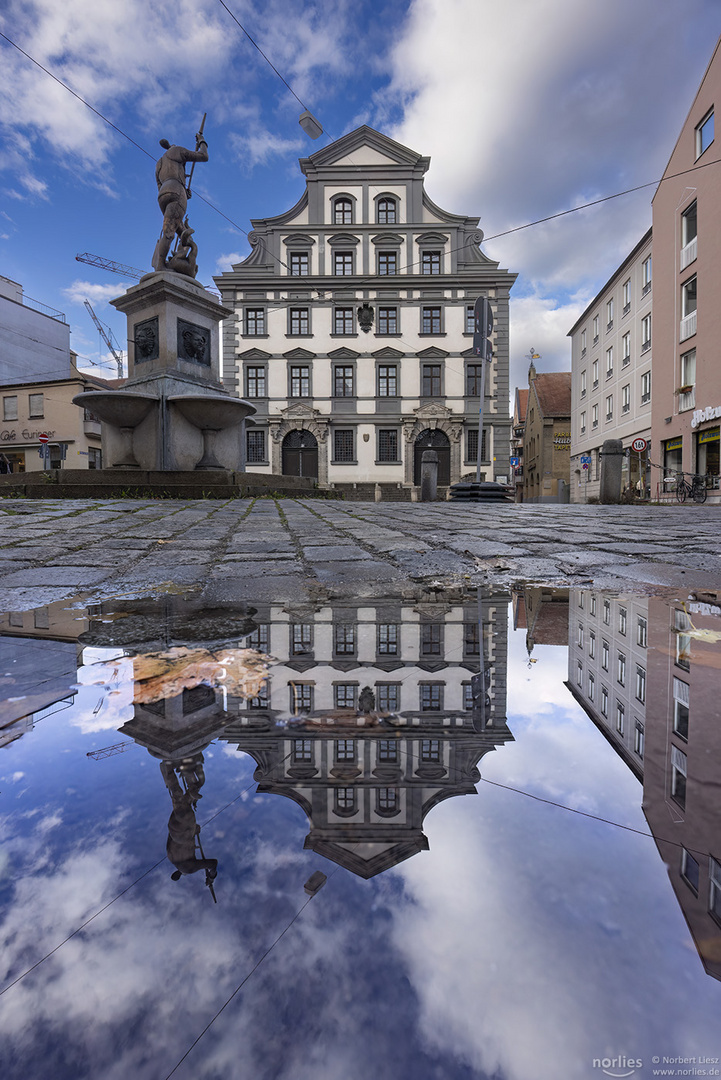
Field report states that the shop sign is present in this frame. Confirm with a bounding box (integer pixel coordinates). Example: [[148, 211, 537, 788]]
[[0, 428, 57, 443], [664, 437, 683, 451], [691, 405, 721, 429], [698, 426, 720, 445], [553, 431, 571, 447]]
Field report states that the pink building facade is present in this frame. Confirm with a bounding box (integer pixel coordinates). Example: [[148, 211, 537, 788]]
[[651, 40, 721, 500]]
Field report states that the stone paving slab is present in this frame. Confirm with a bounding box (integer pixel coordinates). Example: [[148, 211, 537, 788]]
[[0, 496, 717, 610]]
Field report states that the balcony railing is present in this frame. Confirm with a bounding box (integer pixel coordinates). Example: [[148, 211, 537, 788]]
[[680, 311, 697, 341], [678, 387, 696, 411], [641, 338, 651, 353], [622, 302, 631, 317], [680, 236, 697, 270], [642, 281, 651, 296]]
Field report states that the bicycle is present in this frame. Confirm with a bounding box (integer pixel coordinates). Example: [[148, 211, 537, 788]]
[[675, 473, 708, 503]]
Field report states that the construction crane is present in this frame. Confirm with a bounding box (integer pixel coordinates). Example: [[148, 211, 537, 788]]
[[84, 299, 125, 378], [76, 252, 145, 280], [86, 741, 133, 760]]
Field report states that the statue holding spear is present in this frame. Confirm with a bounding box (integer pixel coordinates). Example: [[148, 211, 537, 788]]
[[151, 114, 207, 276]]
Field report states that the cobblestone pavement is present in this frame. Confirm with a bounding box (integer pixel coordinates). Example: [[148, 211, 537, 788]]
[[0, 497, 719, 609]]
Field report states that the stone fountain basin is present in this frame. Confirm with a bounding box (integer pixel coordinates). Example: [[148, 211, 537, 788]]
[[168, 394, 256, 430], [73, 391, 157, 428]]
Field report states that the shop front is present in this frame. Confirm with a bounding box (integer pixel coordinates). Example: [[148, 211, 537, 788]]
[[663, 436, 683, 476], [696, 426, 720, 489]]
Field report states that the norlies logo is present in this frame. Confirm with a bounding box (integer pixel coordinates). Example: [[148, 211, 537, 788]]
[[593, 1056, 642, 1078]]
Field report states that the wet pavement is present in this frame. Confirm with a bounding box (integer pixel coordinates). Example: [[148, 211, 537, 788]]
[[0, 498, 719, 611], [1, 499, 721, 1079]]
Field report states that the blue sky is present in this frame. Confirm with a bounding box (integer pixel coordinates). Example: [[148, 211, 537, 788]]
[[1, 0, 720, 391]]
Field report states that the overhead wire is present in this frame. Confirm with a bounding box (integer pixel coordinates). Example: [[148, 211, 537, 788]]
[[5, 19, 721, 413], [0, 740, 298, 998], [3, 21, 720, 309], [164, 865, 341, 1079]]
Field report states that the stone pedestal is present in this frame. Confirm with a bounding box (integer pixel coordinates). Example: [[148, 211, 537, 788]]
[[74, 272, 255, 471], [600, 439, 624, 504]]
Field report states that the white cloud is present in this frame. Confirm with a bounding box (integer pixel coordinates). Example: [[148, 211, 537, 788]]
[[62, 279, 127, 305], [229, 128, 306, 172], [215, 250, 247, 274], [0, 0, 234, 182], [379, 0, 721, 372]]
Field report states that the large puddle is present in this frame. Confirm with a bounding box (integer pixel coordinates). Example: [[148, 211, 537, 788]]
[[1, 585, 720, 1080]]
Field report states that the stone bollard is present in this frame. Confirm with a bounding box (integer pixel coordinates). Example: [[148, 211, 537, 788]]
[[420, 449, 438, 502], [599, 439, 624, 504]]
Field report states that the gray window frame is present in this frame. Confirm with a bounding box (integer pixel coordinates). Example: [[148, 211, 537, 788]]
[[245, 365, 267, 398], [289, 251, 309, 276], [421, 363, 443, 397], [245, 308, 266, 336], [333, 250, 355, 276], [289, 364, 311, 398], [246, 429, 266, 464], [333, 307, 355, 335], [377, 307, 399, 335], [377, 363, 398, 397], [332, 428, 356, 464], [377, 428, 401, 463], [421, 305, 443, 334], [421, 250, 441, 275], [288, 307, 311, 336], [377, 250, 398, 276]]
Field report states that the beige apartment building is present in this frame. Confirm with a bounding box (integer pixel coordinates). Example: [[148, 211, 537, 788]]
[[651, 40, 721, 500], [0, 365, 112, 472], [0, 276, 114, 471], [568, 229, 653, 503]]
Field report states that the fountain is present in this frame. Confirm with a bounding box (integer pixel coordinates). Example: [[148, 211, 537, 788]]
[[74, 121, 255, 471]]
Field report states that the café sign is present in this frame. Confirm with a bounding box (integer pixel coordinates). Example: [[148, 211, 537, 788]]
[[691, 405, 721, 429], [0, 428, 56, 442]]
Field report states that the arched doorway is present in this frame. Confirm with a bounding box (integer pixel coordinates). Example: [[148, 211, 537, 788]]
[[414, 429, 450, 485], [282, 429, 318, 479]]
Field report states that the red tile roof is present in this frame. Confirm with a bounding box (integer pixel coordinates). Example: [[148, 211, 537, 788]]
[[514, 387, 529, 424], [533, 372, 572, 418]]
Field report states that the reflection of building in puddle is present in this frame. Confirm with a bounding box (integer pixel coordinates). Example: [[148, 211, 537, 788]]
[[513, 586, 569, 661], [644, 594, 721, 981], [221, 592, 512, 878], [0, 600, 84, 746], [565, 590, 648, 778], [566, 588, 721, 980]]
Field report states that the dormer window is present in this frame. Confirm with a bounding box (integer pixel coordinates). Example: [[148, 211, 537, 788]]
[[377, 197, 397, 224], [333, 197, 353, 225]]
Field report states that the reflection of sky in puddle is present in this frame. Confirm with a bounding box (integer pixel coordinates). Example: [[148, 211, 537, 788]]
[[0, 588, 720, 1080]]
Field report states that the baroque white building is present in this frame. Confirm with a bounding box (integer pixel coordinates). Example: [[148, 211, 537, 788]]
[[215, 127, 516, 495]]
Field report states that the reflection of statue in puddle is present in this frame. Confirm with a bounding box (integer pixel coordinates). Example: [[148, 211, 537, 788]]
[[160, 755, 218, 898]]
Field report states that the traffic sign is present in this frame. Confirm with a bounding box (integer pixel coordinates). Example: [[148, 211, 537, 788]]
[[631, 437, 648, 453], [509, 456, 520, 467], [580, 455, 592, 464], [582, 463, 589, 470], [38, 432, 49, 444]]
